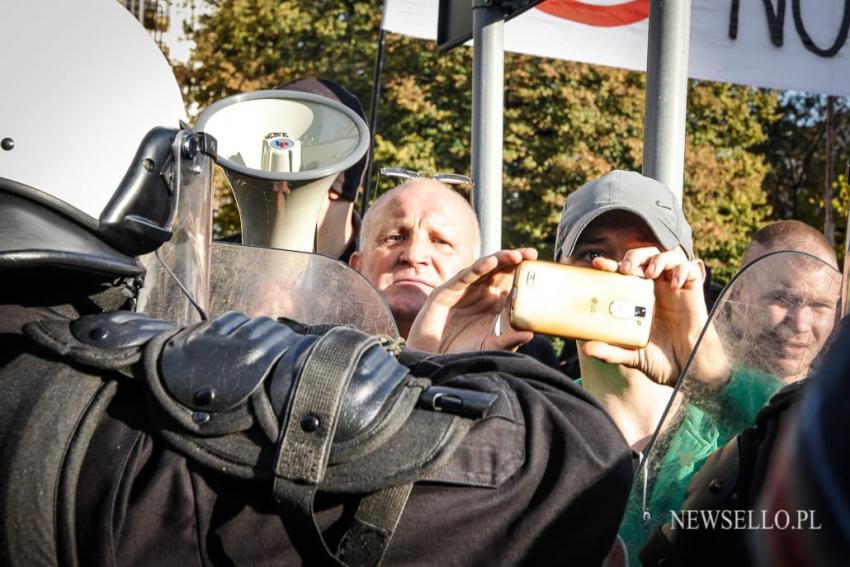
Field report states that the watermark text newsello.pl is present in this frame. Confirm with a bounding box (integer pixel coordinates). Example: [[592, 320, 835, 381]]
[[671, 510, 822, 530]]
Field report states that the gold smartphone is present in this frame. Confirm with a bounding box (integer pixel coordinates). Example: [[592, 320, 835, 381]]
[[509, 260, 655, 348]]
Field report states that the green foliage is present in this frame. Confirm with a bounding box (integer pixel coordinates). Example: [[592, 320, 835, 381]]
[[758, 94, 850, 264], [174, 1, 381, 108], [211, 168, 240, 238], [831, 173, 850, 238], [176, 0, 788, 283], [501, 59, 647, 260], [684, 82, 776, 282]]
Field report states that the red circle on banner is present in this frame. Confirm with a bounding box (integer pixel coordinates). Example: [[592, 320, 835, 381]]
[[536, 0, 651, 27]]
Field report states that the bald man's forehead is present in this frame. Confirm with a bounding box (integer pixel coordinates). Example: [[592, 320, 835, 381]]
[[744, 243, 838, 270], [740, 252, 841, 309], [362, 182, 479, 250], [391, 179, 471, 207]]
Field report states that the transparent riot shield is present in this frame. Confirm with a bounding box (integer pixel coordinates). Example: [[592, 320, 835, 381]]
[[137, 132, 214, 326], [614, 251, 842, 565], [135, 132, 397, 336], [208, 242, 399, 337]]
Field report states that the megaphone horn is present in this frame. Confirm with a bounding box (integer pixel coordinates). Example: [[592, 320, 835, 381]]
[[195, 90, 369, 252]]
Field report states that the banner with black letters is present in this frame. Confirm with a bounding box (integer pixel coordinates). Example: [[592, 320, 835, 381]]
[[383, 0, 850, 96]]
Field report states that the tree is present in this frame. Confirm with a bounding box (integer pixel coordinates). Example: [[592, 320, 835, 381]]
[[683, 81, 776, 282], [758, 94, 850, 261], [175, 0, 776, 283]]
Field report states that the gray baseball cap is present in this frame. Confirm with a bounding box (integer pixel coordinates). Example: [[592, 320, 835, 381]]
[[554, 170, 694, 261]]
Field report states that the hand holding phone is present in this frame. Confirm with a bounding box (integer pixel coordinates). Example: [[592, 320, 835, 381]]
[[509, 260, 655, 348], [407, 248, 538, 353]]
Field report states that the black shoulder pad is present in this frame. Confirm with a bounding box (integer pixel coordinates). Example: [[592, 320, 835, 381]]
[[72, 311, 178, 348], [24, 311, 176, 373], [147, 313, 300, 436], [159, 313, 298, 412]]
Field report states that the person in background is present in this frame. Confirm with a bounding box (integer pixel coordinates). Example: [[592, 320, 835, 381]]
[[753, 316, 850, 567], [409, 170, 706, 448], [350, 177, 560, 367], [350, 178, 481, 339], [635, 220, 842, 566], [733, 219, 840, 383]]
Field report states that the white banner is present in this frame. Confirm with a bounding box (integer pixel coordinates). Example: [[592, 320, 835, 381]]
[[383, 0, 850, 96]]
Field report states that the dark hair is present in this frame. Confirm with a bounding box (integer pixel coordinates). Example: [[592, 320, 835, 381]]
[[277, 77, 368, 202]]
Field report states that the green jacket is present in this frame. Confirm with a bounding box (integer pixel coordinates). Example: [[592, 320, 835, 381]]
[[612, 367, 783, 566]]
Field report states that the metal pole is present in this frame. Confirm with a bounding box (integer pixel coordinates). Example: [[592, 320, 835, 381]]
[[642, 0, 692, 202], [471, 1, 504, 255], [362, 24, 388, 214], [825, 95, 835, 246], [842, 157, 850, 318]]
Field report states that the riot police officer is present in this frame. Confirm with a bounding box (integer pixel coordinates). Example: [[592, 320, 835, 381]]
[[0, 2, 633, 565]]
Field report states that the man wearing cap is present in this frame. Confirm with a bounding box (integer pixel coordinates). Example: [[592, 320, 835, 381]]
[[554, 171, 713, 565], [550, 170, 706, 447], [410, 170, 707, 443]]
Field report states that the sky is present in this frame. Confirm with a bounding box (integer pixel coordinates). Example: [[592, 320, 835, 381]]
[[161, 1, 207, 63]]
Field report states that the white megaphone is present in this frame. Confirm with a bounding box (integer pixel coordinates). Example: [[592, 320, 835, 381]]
[[194, 90, 369, 251]]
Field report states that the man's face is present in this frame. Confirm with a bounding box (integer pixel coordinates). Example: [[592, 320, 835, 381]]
[[560, 210, 661, 267], [736, 256, 839, 382], [350, 182, 479, 331]]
